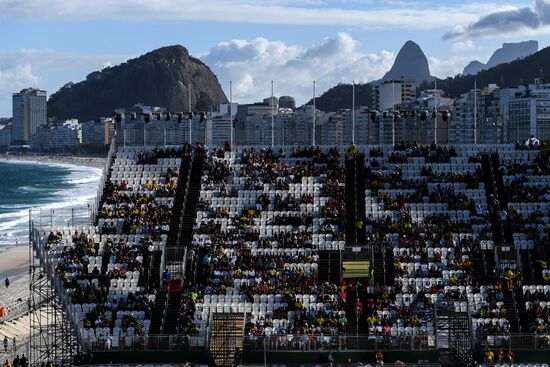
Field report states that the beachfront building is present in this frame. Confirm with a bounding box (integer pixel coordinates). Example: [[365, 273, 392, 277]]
[[81, 118, 116, 148], [30, 119, 81, 151], [508, 79, 550, 143], [0, 123, 11, 151], [372, 78, 416, 111], [11, 88, 47, 146]]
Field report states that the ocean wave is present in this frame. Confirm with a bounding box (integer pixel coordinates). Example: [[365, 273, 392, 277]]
[[0, 161, 102, 246], [18, 185, 43, 193], [63, 176, 101, 185]]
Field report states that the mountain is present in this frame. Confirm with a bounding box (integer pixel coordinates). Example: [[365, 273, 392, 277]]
[[421, 45, 550, 97], [383, 40, 432, 83], [310, 44, 550, 112], [463, 61, 486, 77], [463, 41, 539, 76], [304, 83, 373, 112], [48, 45, 228, 122]]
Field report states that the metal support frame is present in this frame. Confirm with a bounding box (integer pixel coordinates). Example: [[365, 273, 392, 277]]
[[29, 220, 78, 366], [435, 300, 474, 366]]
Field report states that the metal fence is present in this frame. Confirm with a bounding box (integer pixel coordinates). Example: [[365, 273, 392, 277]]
[[78, 334, 436, 353], [30, 207, 96, 230], [244, 335, 436, 352], [79, 334, 207, 352], [480, 333, 550, 350]]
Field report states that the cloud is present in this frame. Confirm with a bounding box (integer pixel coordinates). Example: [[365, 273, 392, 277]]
[[0, 0, 488, 30], [451, 40, 476, 53], [444, 0, 550, 39], [429, 56, 482, 79], [0, 49, 128, 116], [201, 33, 395, 106]]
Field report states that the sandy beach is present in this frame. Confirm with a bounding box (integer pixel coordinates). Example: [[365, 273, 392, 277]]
[[0, 246, 29, 279], [0, 153, 106, 169]]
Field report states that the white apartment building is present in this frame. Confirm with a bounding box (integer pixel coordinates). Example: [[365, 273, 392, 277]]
[[373, 78, 416, 111], [30, 119, 81, 151], [12, 88, 47, 145]]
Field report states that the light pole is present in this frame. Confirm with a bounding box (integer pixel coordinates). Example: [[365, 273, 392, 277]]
[[271, 80, 275, 148], [230, 81, 234, 147], [434, 80, 438, 145], [188, 83, 192, 145], [352, 81, 355, 144], [474, 79, 477, 145], [312, 81, 316, 147]]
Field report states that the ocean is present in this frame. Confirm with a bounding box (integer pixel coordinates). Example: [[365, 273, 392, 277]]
[[0, 160, 102, 249]]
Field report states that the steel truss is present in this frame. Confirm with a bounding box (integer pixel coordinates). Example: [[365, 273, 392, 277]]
[[29, 218, 78, 366]]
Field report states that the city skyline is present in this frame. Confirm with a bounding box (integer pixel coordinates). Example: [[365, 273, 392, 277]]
[[2, 0, 550, 116]]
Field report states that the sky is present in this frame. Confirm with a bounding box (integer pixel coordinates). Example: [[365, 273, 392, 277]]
[[2, 0, 550, 117]]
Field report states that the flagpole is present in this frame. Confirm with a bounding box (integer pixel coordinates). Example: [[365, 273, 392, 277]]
[[474, 79, 477, 145], [312, 81, 316, 146], [188, 83, 192, 145], [230, 80, 233, 147], [271, 80, 274, 148], [434, 80, 438, 145], [352, 81, 355, 144]]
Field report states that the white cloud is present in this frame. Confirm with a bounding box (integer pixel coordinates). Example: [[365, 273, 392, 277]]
[[201, 33, 395, 105], [0, 0, 494, 30], [429, 55, 484, 79], [444, 0, 550, 39], [451, 40, 476, 53], [0, 64, 39, 92], [0, 49, 129, 116]]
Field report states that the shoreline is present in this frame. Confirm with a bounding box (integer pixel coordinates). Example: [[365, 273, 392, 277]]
[[0, 246, 29, 278], [0, 153, 106, 169]]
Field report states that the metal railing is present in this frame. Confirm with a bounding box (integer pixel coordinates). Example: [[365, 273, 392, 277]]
[[243, 334, 435, 352], [80, 334, 207, 352], [77, 333, 437, 353], [480, 333, 550, 350], [93, 138, 116, 223], [30, 207, 95, 230]]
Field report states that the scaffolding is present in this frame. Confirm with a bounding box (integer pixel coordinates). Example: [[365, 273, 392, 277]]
[[435, 299, 474, 366], [28, 213, 81, 366]]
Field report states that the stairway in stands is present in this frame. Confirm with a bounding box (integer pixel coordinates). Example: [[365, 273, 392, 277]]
[[470, 251, 488, 284], [159, 150, 205, 334], [372, 246, 395, 287], [482, 153, 525, 334], [318, 251, 341, 285], [491, 154, 514, 245], [161, 292, 182, 334], [355, 155, 367, 245], [150, 148, 193, 335], [502, 290, 521, 333], [344, 290, 358, 336], [209, 313, 245, 367], [345, 158, 357, 245]]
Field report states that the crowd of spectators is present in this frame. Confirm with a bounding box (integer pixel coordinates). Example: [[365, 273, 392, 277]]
[[177, 147, 348, 341]]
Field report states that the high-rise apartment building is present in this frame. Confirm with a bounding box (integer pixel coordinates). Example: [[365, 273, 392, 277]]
[[12, 88, 47, 145], [372, 78, 416, 111]]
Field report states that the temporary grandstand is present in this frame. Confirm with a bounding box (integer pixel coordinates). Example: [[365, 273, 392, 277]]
[[27, 138, 550, 367]]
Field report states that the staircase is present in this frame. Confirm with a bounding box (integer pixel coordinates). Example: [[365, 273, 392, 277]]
[[371, 246, 395, 287], [519, 249, 535, 284], [318, 251, 341, 284], [150, 290, 167, 334], [162, 151, 205, 333], [345, 158, 357, 245], [502, 290, 520, 333], [355, 155, 366, 245], [162, 291, 182, 334], [344, 290, 358, 336], [209, 313, 245, 367], [470, 251, 489, 284], [515, 290, 529, 333]]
